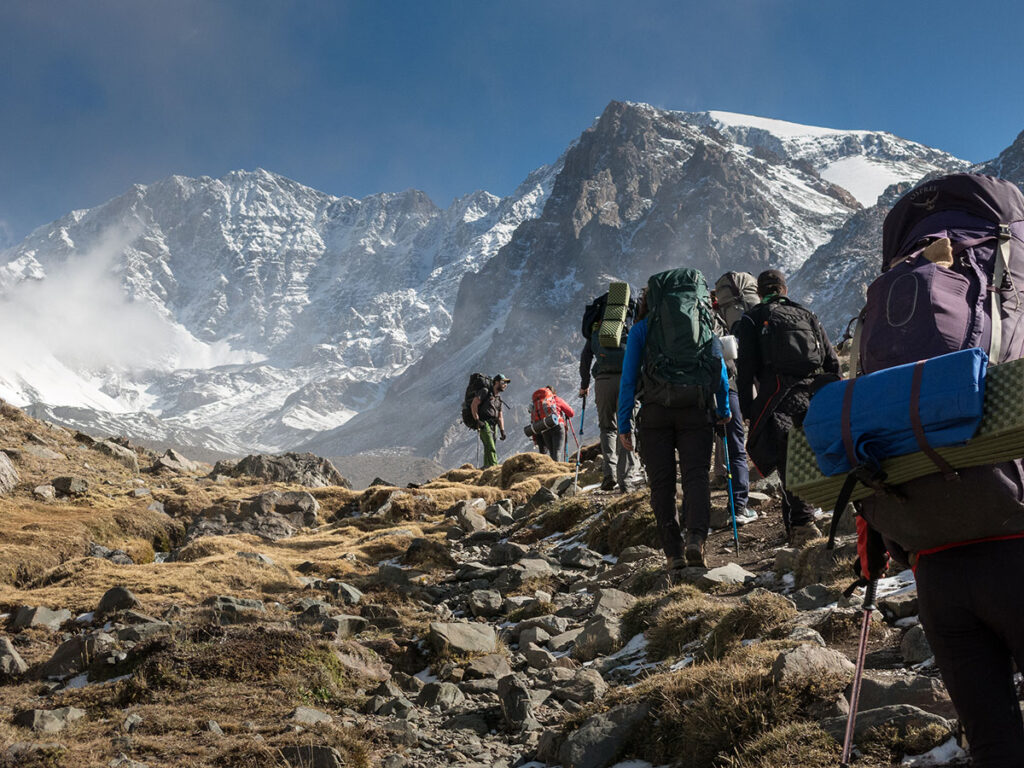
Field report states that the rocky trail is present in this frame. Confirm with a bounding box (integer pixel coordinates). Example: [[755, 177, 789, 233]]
[[0, 400, 970, 768]]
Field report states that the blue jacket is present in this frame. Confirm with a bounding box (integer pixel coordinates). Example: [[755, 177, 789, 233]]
[[617, 317, 731, 434]]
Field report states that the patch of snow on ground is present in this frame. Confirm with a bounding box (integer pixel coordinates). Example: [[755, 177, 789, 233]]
[[821, 156, 908, 207], [900, 737, 967, 766]]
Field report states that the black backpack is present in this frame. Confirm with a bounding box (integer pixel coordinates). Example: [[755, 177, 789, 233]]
[[582, 288, 637, 376], [581, 294, 608, 341], [758, 298, 825, 379], [461, 373, 492, 428]]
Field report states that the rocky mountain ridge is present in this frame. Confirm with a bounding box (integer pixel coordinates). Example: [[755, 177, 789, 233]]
[[0, 101, 983, 464]]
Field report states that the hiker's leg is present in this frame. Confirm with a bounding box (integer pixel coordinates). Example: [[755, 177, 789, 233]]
[[639, 404, 683, 561], [480, 423, 498, 468], [777, 434, 813, 531], [676, 408, 713, 539], [594, 376, 618, 483], [726, 390, 749, 510], [552, 424, 565, 461], [917, 542, 1024, 766]]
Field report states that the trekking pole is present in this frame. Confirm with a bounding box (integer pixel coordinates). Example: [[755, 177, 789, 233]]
[[720, 428, 740, 553], [841, 578, 877, 767], [570, 413, 583, 488], [579, 393, 587, 438]]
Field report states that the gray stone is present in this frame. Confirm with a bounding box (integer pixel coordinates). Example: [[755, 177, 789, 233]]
[[787, 626, 827, 648], [95, 440, 140, 473], [618, 545, 660, 563], [0, 451, 18, 494], [428, 621, 497, 656], [515, 614, 571, 637], [203, 720, 224, 734], [791, 583, 841, 611], [574, 616, 621, 661], [402, 537, 458, 569], [469, 589, 503, 618], [524, 645, 557, 669], [324, 581, 363, 605], [202, 595, 265, 625], [236, 551, 276, 566], [212, 452, 348, 488], [820, 704, 952, 747], [39, 632, 116, 679], [291, 706, 333, 725], [548, 627, 584, 652], [771, 646, 855, 688], [98, 586, 141, 615], [554, 668, 608, 703], [109, 754, 149, 768], [560, 545, 604, 569], [11, 605, 71, 631], [53, 476, 88, 496], [696, 562, 756, 588], [525, 486, 558, 511], [519, 626, 551, 647], [901, 625, 934, 665], [382, 721, 420, 746], [117, 620, 170, 643], [484, 502, 516, 526], [417, 681, 465, 711], [13, 706, 86, 733], [24, 445, 63, 461], [557, 701, 650, 768], [456, 506, 490, 533], [774, 546, 800, 574], [498, 674, 539, 731], [33, 484, 56, 500], [279, 745, 346, 768], [152, 448, 201, 474], [0, 637, 28, 677], [122, 713, 143, 733], [855, 672, 954, 718], [487, 541, 528, 566], [322, 614, 368, 638], [879, 587, 919, 621], [592, 588, 636, 619], [464, 652, 512, 680]]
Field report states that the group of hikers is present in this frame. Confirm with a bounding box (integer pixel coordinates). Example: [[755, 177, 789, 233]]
[[460, 173, 1024, 766]]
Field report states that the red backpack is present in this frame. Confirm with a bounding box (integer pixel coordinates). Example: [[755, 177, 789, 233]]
[[531, 388, 561, 426]]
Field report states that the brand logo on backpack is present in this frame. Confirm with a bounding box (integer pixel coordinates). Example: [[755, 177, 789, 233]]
[[908, 185, 939, 211]]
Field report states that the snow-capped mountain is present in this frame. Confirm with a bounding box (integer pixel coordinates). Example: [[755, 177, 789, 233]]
[[0, 100, 987, 464], [0, 164, 559, 452], [303, 101, 969, 464]]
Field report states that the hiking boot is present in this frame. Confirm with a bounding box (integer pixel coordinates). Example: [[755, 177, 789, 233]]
[[683, 533, 707, 568], [789, 522, 823, 547], [600, 477, 617, 492], [665, 554, 688, 571], [734, 507, 758, 526]]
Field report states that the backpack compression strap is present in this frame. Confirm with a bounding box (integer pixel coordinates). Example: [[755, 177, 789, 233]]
[[909, 361, 958, 480], [990, 225, 1013, 365]]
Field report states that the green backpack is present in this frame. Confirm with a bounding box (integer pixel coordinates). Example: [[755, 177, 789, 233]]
[[642, 268, 719, 408]]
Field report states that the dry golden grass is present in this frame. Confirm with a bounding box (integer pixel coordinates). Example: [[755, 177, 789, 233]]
[[720, 721, 842, 767], [630, 584, 731, 660], [702, 590, 798, 661], [586, 491, 657, 555]]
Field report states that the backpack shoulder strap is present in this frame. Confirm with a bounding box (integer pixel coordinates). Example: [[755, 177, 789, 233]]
[[990, 224, 1014, 365]]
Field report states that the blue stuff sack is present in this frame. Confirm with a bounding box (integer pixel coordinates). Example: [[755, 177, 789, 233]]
[[803, 347, 987, 477]]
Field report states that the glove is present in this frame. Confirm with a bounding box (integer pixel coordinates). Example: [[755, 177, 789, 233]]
[[499, 429, 507, 441], [855, 516, 889, 581], [714, 423, 726, 438]]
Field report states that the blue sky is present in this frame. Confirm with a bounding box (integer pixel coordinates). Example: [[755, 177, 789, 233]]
[[2, 0, 1022, 245]]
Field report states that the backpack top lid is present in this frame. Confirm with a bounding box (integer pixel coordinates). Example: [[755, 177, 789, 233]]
[[882, 173, 1024, 271], [644, 268, 715, 379], [532, 388, 553, 403]]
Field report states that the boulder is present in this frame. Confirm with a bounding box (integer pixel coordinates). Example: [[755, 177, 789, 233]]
[[791, 583, 841, 611], [416, 681, 465, 711], [498, 674, 539, 731], [152, 449, 200, 474], [291, 706, 333, 725], [324, 581, 363, 605], [402, 538, 457, 569], [771, 646, 855, 688], [855, 672, 955, 718], [11, 605, 71, 631], [202, 595, 265, 625], [33, 484, 56, 501], [487, 540, 528, 566], [97, 586, 141, 615], [574, 616, 622, 661], [469, 589, 503, 618], [463, 652, 513, 680], [322, 615, 368, 638], [484, 500, 516, 526], [13, 707, 86, 733], [94, 440, 140, 473], [560, 545, 604, 569], [554, 668, 608, 703], [455, 506, 489, 534], [39, 632, 116, 679], [211, 452, 349, 488], [279, 745, 346, 768], [0, 637, 28, 677], [901, 624, 934, 665], [525, 486, 558, 511], [591, 588, 636, 619], [52, 476, 88, 497], [428, 622, 497, 656], [696, 562, 756, 588], [820, 704, 953, 746], [557, 701, 651, 768], [186, 491, 320, 542], [879, 587, 919, 621], [0, 452, 19, 494]]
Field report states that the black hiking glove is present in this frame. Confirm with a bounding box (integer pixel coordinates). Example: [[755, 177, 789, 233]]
[[499, 429, 506, 441], [854, 516, 889, 581], [714, 423, 726, 438]]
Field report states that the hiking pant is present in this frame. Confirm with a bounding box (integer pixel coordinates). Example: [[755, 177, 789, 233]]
[[639, 403, 713, 560], [479, 422, 498, 468], [776, 431, 814, 531], [538, 425, 565, 461], [713, 390, 749, 510], [916, 538, 1024, 767], [595, 374, 637, 486]]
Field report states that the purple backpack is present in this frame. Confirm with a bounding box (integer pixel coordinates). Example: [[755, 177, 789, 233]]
[[845, 175, 1024, 555]]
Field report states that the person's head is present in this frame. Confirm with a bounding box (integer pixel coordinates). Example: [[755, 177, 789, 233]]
[[756, 269, 788, 298], [636, 287, 649, 320], [493, 374, 510, 392], [546, 385, 556, 395]]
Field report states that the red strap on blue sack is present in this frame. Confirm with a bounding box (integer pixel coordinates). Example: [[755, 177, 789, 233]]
[[909, 360, 959, 480]]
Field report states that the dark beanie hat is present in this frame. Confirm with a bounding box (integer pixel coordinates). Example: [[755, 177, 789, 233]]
[[757, 269, 787, 295]]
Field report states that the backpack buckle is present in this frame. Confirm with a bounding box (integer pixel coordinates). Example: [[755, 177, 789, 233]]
[[999, 223, 1012, 241]]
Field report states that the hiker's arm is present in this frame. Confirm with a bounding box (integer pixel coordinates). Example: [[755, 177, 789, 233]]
[[579, 341, 593, 395], [714, 354, 731, 423], [818, 320, 841, 375], [498, 405, 505, 437], [470, 396, 482, 423], [556, 396, 574, 420], [735, 314, 758, 417], [617, 319, 647, 444]]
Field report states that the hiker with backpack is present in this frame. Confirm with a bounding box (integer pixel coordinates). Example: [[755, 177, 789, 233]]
[[735, 269, 839, 546], [709, 274, 758, 526], [467, 373, 509, 468], [618, 269, 731, 569], [527, 386, 574, 460], [580, 283, 641, 491], [833, 174, 1024, 767]]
